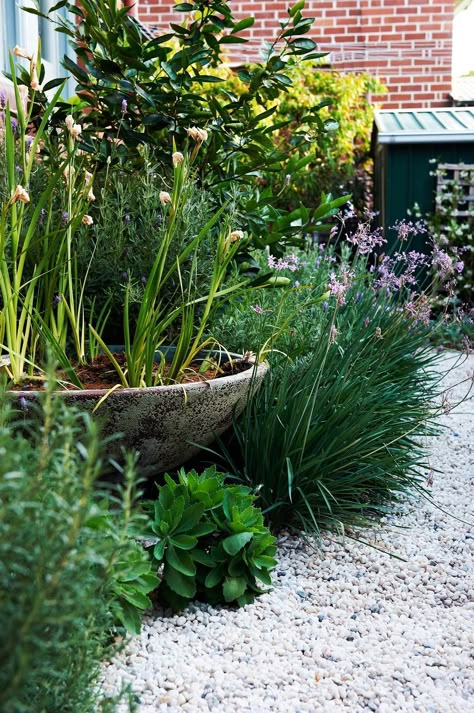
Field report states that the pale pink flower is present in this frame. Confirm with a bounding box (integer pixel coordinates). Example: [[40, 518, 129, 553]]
[[159, 191, 172, 206], [328, 266, 354, 306], [347, 222, 386, 255], [230, 229, 244, 242], [187, 126, 208, 143], [63, 165, 75, 186], [30, 60, 40, 91], [65, 114, 82, 139], [10, 185, 30, 204], [13, 46, 32, 60]]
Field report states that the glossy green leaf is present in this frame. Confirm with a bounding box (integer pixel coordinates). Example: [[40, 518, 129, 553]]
[[169, 534, 198, 550], [231, 17, 255, 34], [166, 545, 196, 577], [223, 576, 247, 602], [165, 566, 196, 599], [153, 539, 166, 561], [222, 532, 253, 556], [204, 566, 225, 589]]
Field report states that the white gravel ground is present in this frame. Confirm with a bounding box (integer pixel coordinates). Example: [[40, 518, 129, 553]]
[[101, 352, 474, 713]]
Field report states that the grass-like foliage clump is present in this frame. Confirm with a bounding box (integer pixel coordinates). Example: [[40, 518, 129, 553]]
[[223, 292, 440, 534], [209, 220, 451, 536]]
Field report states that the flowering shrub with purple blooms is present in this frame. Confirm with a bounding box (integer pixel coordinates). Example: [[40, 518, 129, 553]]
[[211, 210, 466, 357], [207, 210, 472, 534]]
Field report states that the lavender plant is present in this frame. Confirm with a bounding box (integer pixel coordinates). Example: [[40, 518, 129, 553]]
[[91, 138, 249, 387]]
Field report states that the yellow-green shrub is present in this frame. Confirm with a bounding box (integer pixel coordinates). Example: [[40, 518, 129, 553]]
[[215, 62, 386, 210]]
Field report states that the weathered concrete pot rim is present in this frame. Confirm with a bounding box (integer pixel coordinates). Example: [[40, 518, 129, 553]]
[[12, 350, 269, 473], [14, 350, 268, 398]]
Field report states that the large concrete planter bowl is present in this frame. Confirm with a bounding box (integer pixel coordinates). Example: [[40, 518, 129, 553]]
[[16, 356, 268, 475]]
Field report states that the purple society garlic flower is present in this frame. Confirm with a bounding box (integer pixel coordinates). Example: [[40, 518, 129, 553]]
[[405, 294, 431, 326], [267, 253, 300, 272], [251, 305, 265, 315], [392, 219, 427, 241], [121, 98, 128, 114], [328, 266, 354, 306], [374, 250, 429, 292], [347, 222, 386, 255], [329, 325, 338, 344], [431, 246, 454, 280]]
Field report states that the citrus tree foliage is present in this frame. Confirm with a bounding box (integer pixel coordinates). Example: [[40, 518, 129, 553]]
[[23, 0, 347, 250]]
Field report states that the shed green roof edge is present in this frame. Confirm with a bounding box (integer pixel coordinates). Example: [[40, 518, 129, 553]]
[[374, 108, 474, 144]]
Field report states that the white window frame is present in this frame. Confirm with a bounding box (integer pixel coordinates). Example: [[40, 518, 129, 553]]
[[0, 0, 74, 94]]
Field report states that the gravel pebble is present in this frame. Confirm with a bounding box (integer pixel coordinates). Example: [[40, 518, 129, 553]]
[[100, 352, 474, 712]]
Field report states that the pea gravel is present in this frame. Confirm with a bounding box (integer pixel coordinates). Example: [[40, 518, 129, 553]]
[[101, 352, 474, 713]]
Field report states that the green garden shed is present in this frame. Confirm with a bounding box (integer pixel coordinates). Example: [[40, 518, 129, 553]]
[[372, 108, 474, 246]]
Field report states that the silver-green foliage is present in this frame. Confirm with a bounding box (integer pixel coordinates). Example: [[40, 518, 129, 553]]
[[142, 467, 277, 610]]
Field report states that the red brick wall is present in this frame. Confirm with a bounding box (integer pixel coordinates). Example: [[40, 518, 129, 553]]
[[135, 0, 454, 109]]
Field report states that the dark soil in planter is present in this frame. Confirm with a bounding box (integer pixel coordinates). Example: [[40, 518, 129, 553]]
[[10, 353, 255, 391]]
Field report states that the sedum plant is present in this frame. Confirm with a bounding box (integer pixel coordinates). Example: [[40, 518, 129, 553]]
[[141, 466, 277, 610]]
